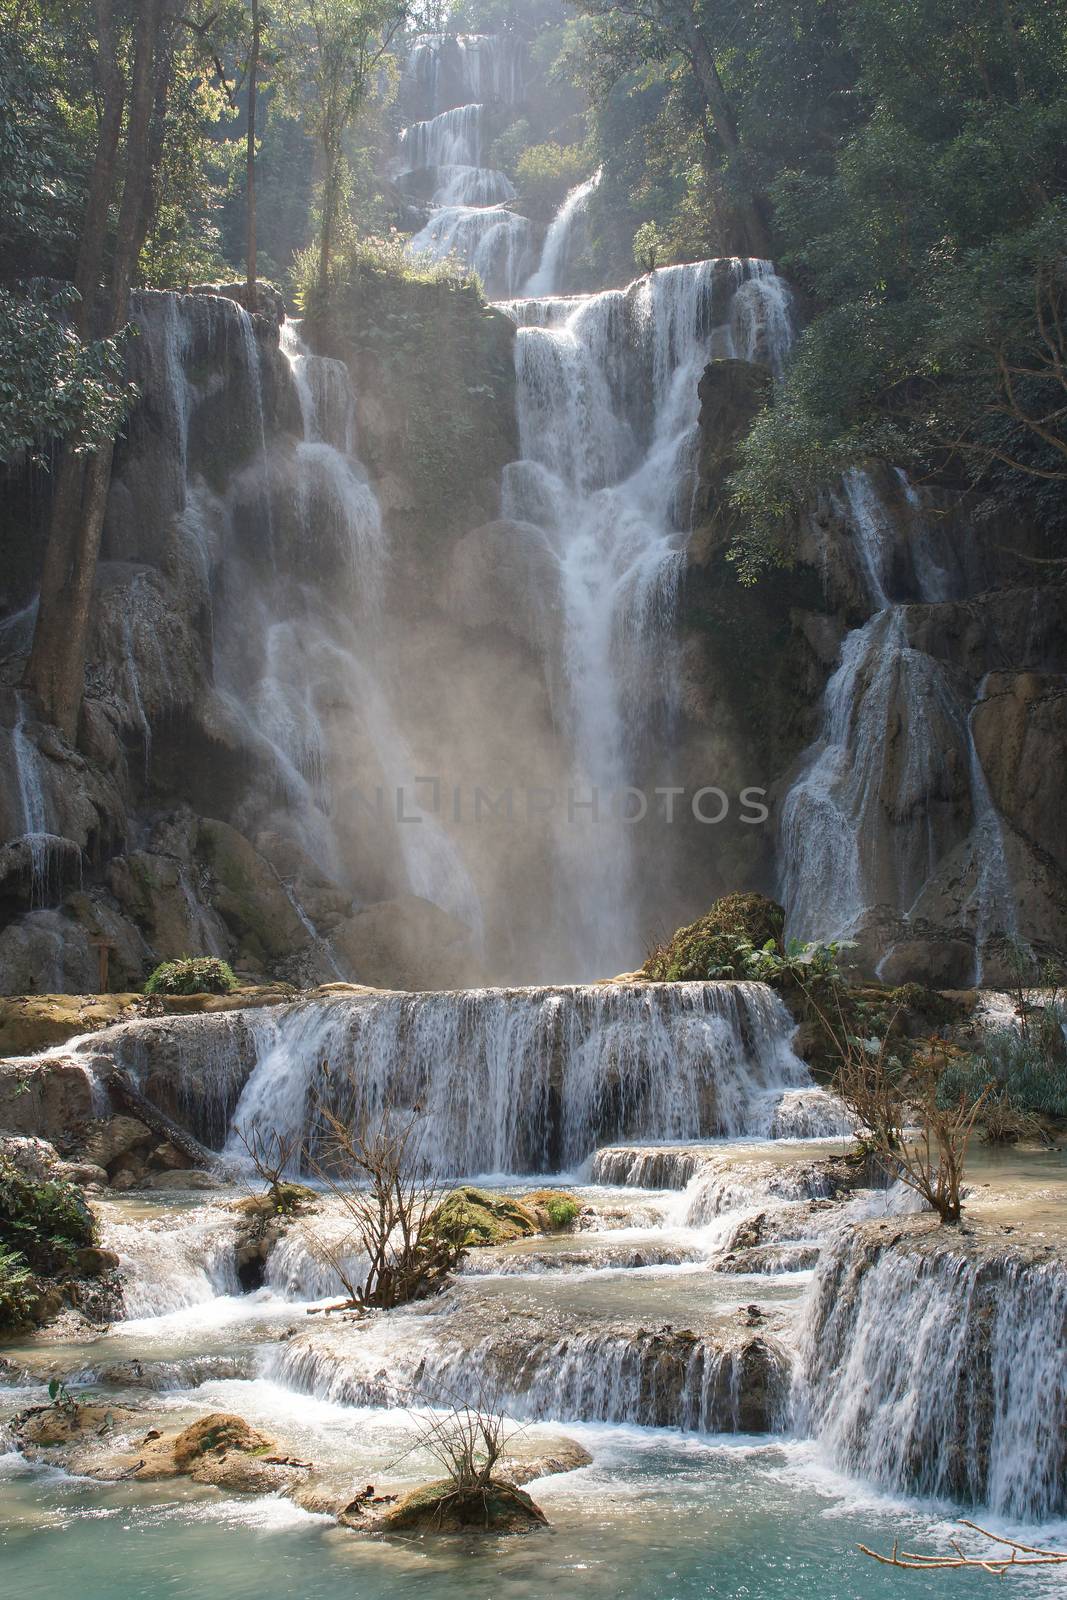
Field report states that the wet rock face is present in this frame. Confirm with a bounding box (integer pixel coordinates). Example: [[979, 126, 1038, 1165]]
[[276, 1283, 795, 1436]]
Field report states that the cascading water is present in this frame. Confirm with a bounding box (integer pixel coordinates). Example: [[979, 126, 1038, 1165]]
[[795, 1224, 1067, 1518], [399, 36, 531, 295], [223, 978, 827, 1176], [498, 259, 793, 974], [779, 469, 1017, 975], [524, 169, 601, 297]]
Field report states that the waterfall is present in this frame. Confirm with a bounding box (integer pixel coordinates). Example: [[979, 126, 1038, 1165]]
[[524, 169, 601, 297], [272, 1314, 790, 1434], [405, 33, 525, 117], [400, 103, 484, 171], [779, 470, 1017, 963], [795, 1224, 1067, 1518], [499, 259, 793, 974], [399, 37, 532, 295], [224, 979, 814, 1176], [407, 204, 532, 297]]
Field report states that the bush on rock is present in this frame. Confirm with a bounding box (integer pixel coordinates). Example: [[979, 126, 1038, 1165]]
[[643, 894, 785, 982], [144, 956, 238, 996]]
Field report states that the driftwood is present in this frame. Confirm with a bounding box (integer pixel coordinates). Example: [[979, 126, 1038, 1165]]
[[859, 1520, 1067, 1574], [105, 1068, 217, 1170]]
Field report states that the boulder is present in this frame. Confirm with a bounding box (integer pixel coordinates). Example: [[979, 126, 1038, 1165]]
[[0, 1055, 96, 1143], [375, 1478, 548, 1534], [79, 1115, 154, 1173], [195, 819, 312, 963]]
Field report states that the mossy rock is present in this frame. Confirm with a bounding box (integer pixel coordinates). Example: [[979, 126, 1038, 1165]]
[[233, 1183, 318, 1222], [378, 1477, 548, 1534], [643, 893, 785, 982], [435, 1187, 539, 1246], [434, 1187, 580, 1247], [171, 1413, 273, 1472]]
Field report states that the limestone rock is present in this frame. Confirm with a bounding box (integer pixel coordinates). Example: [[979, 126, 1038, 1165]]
[[375, 1477, 548, 1535], [195, 819, 312, 963], [0, 993, 140, 1057]]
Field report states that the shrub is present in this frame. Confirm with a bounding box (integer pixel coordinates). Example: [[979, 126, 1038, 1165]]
[[144, 956, 239, 997], [937, 1004, 1067, 1133], [537, 1194, 579, 1230], [0, 1157, 94, 1275], [643, 893, 786, 982], [293, 232, 478, 314], [633, 220, 662, 273], [0, 1245, 37, 1330]]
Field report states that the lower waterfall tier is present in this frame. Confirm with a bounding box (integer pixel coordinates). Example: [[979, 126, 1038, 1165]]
[[796, 1217, 1067, 1520]]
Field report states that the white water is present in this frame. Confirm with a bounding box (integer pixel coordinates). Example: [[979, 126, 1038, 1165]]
[[796, 1225, 1067, 1519], [780, 469, 1017, 966], [400, 37, 532, 295], [499, 259, 793, 973], [223, 980, 822, 1176], [524, 169, 601, 297]]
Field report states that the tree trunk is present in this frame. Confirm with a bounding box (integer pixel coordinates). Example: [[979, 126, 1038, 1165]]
[[24, 0, 170, 740], [246, 0, 260, 311], [72, 0, 124, 337], [318, 140, 340, 298], [677, 12, 775, 259]]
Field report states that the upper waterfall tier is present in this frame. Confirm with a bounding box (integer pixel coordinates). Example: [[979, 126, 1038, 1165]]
[[399, 103, 484, 172], [524, 169, 601, 297], [50, 980, 842, 1176], [493, 258, 792, 975], [404, 32, 525, 117]]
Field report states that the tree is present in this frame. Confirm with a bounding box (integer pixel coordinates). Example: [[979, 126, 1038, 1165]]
[[806, 989, 988, 1225], [572, 0, 773, 258], [23, 0, 182, 739], [276, 0, 408, 296], [723, 0, 1067, 576]]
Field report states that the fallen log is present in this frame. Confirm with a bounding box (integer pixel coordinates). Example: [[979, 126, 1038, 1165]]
[[104, 1069, 219, 1170]]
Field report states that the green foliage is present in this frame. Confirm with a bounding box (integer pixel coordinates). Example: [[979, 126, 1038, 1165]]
[[643, 893, 786, 982], [538, 1193, 579, 1229], [0, 1156, 94, 1276], [734, 936, 845, 988], [294, 231, 476, 309], [0, 283, 136, 466], [632, 219, 662, 273], [143, 956, 239, 997], [938, 1004, 1067, 1127], [514, 140, 590, 215], [0, 1245, 37, 1331]]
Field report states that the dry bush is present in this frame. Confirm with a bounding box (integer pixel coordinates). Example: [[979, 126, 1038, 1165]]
[[804, 989, 988, 1224], [303, 1098, 465, 1312]]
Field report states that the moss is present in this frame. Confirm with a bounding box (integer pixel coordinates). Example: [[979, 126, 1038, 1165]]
[[144, 957, 239, 997], [434, 1187, 581, 1247], [171, 1413, 273, 1471], [643, 894, 785, 982], [525, 1190, 581, 1230]]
